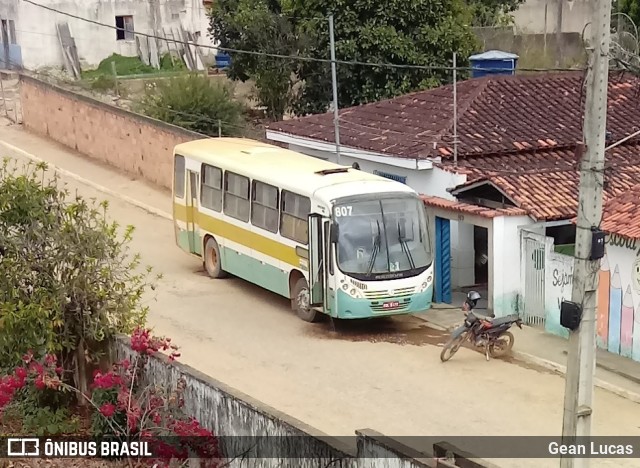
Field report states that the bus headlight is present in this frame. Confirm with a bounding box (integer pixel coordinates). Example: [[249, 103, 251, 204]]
[[418, 277, 432, 293], [342, 285, 363, 299]]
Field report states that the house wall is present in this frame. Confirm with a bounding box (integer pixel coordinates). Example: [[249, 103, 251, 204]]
[[543, 232, 640, 363], [0, 0, 214, 70], [287, 143, 467, 201], [287, 143, 473, 290], [492, 215, 534, 318]]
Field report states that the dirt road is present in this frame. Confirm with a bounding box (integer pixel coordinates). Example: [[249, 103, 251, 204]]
[[1, 124, 639, 468]]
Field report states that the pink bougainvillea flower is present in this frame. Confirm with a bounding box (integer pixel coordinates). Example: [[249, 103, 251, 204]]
[[34, 376, 46, 390], [99, 403, 116, 418], [22, 351, 33, 363], [14, 367, 27, 380]]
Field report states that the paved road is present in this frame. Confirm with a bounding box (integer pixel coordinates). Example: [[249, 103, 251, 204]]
[[1, 123, 639, 468]]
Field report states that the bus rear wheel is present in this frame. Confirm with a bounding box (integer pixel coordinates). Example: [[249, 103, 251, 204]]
[[292, 278, 321, 323], [204, 237, 227, 279]]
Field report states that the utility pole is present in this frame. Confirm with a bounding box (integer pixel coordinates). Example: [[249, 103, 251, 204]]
[[328, 14, 341, 165], [560, 1, 612, 467], [453, 52, 458, 166]]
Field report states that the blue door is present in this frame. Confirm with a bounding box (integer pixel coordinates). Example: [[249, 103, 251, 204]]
[[434, 217, 452, 303]]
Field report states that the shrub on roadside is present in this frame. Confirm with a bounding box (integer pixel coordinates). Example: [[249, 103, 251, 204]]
[[139, 74, 246, 136], [0, 328, 220, 467], [0, 159, 160, 395]]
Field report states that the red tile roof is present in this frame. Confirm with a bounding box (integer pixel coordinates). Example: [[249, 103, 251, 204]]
[[446, 143, 640, 221], [267, 72, 640, 160], [601, 185, 640, 239], [421, 195, 528, 218]]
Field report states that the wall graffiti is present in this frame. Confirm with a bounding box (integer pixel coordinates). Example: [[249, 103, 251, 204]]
[[596, 236, 640, 362], [545, 237, 640, 362]]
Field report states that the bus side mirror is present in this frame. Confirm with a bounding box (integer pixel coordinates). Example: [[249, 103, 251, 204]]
[[330, 224, 339, 243]]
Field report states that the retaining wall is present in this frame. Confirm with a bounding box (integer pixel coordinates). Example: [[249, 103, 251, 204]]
[[19, 74, 205, 191], [114, 337, 490, 468]]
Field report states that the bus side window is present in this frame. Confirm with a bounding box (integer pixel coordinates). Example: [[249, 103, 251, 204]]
[[224, 171, 250, 222], [174, 154, 185, 199], [281, 190, 310, 245], [252, 180, 279, 233], [201, 164, 222, 212]]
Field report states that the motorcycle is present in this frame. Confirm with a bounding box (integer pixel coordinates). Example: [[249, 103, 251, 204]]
[[440, 291, 523, 362]]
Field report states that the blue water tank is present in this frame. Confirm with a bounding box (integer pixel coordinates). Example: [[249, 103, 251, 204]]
[[469, 50, 519, 78], [215, 52, 231, 69]]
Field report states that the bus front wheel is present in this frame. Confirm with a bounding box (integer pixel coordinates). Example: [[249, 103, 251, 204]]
[[292, 278, 321, 323], [204, 237, 228, 279]]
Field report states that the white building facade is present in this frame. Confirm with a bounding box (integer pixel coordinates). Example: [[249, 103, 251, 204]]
[[267, 130, 537, 319], [0, 0, 215, 70]]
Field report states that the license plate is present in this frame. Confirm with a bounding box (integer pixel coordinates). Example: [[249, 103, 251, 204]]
[[383, 301, 400, 309]]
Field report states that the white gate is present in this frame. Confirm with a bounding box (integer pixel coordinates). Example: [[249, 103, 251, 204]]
[[521, 231, 549, 326]]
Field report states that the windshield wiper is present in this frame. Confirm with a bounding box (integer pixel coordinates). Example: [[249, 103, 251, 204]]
[[367, 220, 381, 275], [397, 221, 415, 269]]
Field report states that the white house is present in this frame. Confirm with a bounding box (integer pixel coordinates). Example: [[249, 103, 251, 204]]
[[266, 71, 640, 323], [0, 0, 215, 70]]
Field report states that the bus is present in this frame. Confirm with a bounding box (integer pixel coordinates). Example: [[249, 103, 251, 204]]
[[172, 138, 434, 322]]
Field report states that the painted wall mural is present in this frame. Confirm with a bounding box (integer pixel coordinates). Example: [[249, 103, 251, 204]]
[[596, 234, 640, 362], [545, 233, 640, 362]]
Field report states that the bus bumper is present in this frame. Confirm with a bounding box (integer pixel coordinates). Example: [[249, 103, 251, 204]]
[[336, 286, 433, 319]]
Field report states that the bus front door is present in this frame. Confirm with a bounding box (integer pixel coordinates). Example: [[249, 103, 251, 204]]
[[185, 170, 201, 255], [308, 214, 326, 310]]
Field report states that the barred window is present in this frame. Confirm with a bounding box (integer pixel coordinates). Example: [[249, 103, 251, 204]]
[[224, 172, 250, 222], [252, 181, 279, 233], [174, 154, 185, 198], [280, 190, 310, 244], [201, 164, 222, 212]]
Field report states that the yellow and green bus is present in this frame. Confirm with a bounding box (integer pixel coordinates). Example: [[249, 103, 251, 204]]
[[172, 138, 434, 322]]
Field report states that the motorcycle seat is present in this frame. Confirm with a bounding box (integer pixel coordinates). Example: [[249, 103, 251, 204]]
[[488, 315, 519, 327]]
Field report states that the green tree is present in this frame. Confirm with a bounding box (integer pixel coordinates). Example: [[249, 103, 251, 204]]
[[468, 0, 525, 27], [0, 159, 158, 397], [209, 0, 304, 121], [617, 0, 640, 32], [291, 0, 479, 114], [139, 74, 247, 136], [210, 0, 479, 117]]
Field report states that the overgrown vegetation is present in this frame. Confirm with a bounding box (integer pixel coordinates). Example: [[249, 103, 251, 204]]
[[0, 159, 158, 395], [82, 53, 187, 93], [0, 159, 218, 465], [139, 74, 247, 136], [211, 0, 508, 118]]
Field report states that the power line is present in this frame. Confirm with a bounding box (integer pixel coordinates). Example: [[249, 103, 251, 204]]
[[21, 0, 587, 74]]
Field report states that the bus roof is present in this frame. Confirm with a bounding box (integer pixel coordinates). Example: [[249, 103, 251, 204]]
[[174, 138, 416, 201]]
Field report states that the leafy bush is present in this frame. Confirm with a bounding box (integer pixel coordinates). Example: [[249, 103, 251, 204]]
[[0, 329, 220, 467], [0, 159, 159, 394], [89, 74, 117, 92], [83, 54, 156, 79], [139, 74, 246, 136]]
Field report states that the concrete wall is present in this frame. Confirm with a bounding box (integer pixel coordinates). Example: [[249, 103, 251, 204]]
[[599, 236, 640, 361], [492, 215, 534, 318], [512, 0, 592, 34], [114, 337, 486, 467], [536, 232, 640, 363], [474, 28, 586, 69], [544, 249, 573, 337], [0, 0, 214, 70], [20, 73, 205, 190]]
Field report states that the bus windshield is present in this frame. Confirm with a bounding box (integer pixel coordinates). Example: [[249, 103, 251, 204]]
[[333, 196, 432, 281]]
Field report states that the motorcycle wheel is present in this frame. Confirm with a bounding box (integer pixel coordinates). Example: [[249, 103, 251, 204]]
[[489, 331, 515, 358], [440, 331, 469, 362]]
